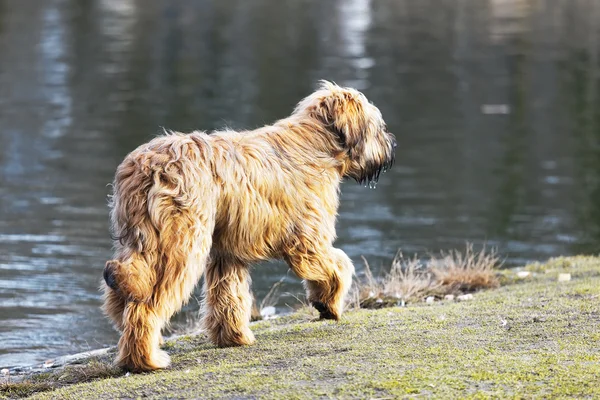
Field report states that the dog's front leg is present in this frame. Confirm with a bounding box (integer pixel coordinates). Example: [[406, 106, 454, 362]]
[[286, 247, 355, 320]]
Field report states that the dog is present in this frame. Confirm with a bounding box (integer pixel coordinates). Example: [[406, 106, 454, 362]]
[[102, 81, 396, 372]]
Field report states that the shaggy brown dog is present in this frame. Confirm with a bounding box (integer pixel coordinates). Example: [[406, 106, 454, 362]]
[[102, 81, 396, 372]]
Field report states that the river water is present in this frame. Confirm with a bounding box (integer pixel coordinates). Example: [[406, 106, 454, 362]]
[[0, 0, 599, 366]]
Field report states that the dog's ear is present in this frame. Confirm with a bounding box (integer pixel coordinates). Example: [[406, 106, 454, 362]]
[[311, 89, 366, 150]]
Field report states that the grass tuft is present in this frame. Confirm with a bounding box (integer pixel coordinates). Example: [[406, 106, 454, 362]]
[[430, 244, 501, 292], [351, 244, 501, 309]]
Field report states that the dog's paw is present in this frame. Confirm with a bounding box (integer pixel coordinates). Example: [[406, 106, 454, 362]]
[[312, 301, 340, 320], [240, 328, 256, 346], [215, 327, 256, 347], [150, 349, 171, 370], [116, 348, 171, 372]]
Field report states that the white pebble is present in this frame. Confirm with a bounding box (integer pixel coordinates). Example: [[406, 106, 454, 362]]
[[425, 296, 435, 304], [444, 294, 455, 301], [481, 104, 510, 115], [517, 271, 531, 278], [558, 273, 571, 282], [1, 368, 9, 375], [260, 306, 276, 318], [457, 293, 474, 301]]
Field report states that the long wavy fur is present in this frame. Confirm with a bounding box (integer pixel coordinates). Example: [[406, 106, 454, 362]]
[[102, 81, 396, 372]]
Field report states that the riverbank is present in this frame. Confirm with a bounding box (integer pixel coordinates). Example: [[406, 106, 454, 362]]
[[2, 255, 599, 399]]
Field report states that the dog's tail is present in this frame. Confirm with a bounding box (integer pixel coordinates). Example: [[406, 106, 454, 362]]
[[103, 255, 156, 303], [104, 150, 165, 302], [105, 139, 206, 302]]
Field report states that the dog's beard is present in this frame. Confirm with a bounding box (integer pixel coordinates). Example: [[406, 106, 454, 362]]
[[354, 142, 395, 187], [357, 155, 394, 187]]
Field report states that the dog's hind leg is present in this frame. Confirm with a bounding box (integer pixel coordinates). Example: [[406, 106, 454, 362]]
[[105, 248, 165, 372], [286, 247, 355, 320], [114, 212, 213, 372], [202, 257, 255, 347]]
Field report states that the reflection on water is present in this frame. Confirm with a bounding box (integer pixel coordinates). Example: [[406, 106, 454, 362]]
[[0, 0, 599, 366]]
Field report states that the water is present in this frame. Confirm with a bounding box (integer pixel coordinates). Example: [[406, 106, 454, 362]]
[[1, 0, 599, 367]]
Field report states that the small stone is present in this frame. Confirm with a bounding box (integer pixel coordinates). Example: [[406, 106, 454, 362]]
[[43, 360, 54, 368], [375, 298, 383, 304], [125, 372, 131, 377], [457, 293, 474, 302], [517, 271, 531, 278], [444, 294, 455, 301], [260, 306, 276, 319], [558, 273, 571, 282], [481, 104, 510, 115], [425, 296, 435, 304], [1, 368, 9, 375]]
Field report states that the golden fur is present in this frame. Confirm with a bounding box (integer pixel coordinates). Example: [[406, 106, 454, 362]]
[[102, 81, 396, 372]]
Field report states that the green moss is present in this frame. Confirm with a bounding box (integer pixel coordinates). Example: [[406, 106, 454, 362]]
[[3, 256, 599, 399], [0, 382, 54, 399], [0, 359, 123, 399]]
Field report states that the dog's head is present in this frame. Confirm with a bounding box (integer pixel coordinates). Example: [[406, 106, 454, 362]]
[[294, 81, 396, 185]]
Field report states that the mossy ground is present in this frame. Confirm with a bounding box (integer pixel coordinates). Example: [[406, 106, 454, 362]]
[[2, 256, 599, 399]]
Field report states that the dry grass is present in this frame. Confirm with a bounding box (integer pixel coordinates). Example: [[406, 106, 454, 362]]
[[0, 360, 121, 399], [350, 244, 502, 309], [52, 360, 121, 384], [349, 254, 437, 309], [430, 244, 501, 292], [0, 380, 54, 399]]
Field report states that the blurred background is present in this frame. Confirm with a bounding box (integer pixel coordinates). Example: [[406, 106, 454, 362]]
[[0, 0, 599, 367]]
